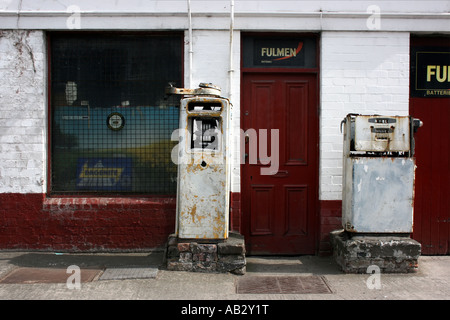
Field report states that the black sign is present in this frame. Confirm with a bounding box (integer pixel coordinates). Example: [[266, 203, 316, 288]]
[[411, 48, 450, 98], [243, 36, 317, 68]]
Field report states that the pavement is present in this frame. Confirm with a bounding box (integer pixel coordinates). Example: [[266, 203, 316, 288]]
[[0, 250, 448, 303]]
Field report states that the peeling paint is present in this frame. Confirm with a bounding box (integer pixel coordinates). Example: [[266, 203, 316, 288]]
[[342, 114, 418, 234], [176, 95, 230, 240], [344, 157, 415, 233]]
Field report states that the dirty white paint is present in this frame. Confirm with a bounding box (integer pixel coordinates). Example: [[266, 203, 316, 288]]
[[341, 114, 416, 233], [343, 157, 415, 233], [354, 115, 411, 152], [0, 30, 46, 193], [175, 96, 230, 240]]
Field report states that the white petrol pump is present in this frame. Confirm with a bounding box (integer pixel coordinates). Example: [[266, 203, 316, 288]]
[[167, 83, 230, 240]]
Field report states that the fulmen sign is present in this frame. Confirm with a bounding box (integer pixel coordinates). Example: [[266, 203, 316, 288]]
[[242, 35, 317, 68], [411, 49, 450, 98], [260, 42, 303, 62]]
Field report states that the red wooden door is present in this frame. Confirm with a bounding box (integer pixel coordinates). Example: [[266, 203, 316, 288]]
[[410, 37, 450, 255], [241, 72, 319, 255], [410, 98, 450, 254]]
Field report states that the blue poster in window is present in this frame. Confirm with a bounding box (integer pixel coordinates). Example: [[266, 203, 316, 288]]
[[76, 158, 132, 191]]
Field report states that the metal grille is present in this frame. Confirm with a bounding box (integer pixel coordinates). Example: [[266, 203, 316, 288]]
[[236, 276, 332, 294], [50, 33, 182, 194]]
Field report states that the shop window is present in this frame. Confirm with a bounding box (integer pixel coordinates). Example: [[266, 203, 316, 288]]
[[49, 33, 182, 194]]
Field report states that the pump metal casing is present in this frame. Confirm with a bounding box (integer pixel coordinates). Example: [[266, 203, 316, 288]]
[[175, 96, 230, 240], [341, 114, 420, 233]]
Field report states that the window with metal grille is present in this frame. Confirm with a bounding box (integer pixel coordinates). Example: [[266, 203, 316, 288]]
[[49, 33, 182, 194]]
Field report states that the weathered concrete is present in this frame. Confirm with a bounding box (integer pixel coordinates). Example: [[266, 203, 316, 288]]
[[164, 232, 246, 275], [0, 251, 449, 300], [330, 229, 421, 273]]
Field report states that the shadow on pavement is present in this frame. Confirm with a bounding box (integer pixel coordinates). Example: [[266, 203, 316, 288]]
[[5, 251, 164, 269]]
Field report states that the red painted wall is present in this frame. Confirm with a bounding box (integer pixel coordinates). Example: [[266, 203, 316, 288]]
[[0, 193, 342, 254], [0, 194, 176, 251], [318, 200, 342, 256]]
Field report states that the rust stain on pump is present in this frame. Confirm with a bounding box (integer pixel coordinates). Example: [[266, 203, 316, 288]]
[[189, 204, 197, 223]]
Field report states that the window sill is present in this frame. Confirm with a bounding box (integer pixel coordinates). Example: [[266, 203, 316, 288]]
[[43, 196, 176, 211]]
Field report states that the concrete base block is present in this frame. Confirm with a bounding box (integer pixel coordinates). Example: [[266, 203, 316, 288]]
[[164, 232, 246, 275], [330, 229, 421, 273]]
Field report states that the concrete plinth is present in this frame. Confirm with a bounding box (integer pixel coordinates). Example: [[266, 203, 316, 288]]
[[330, 229, 421, 273], [164, 232, 246, 275]]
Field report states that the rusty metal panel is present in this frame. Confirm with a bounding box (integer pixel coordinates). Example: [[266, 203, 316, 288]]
[[176, 96, 230, 240], [354, 115, 411, 152], [342, 157, 415, 233]]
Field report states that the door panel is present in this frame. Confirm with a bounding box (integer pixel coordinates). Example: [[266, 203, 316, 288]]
[[242, 72, 318, 255], [411, 97, 450, 254], [250, 185, 275, 235], [285, 82, 308, 166], [284, 185, 308, 236]]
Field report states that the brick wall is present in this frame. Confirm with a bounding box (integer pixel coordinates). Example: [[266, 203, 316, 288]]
[[0, 30, 46, 194], [0, 194, 176, 251], [318, 200, 342, 255]]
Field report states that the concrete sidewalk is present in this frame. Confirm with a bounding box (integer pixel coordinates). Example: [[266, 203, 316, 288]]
[[0, 251, 448, 300]]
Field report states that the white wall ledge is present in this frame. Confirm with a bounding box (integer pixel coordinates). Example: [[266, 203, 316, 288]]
[[0, 10, 449, 32]]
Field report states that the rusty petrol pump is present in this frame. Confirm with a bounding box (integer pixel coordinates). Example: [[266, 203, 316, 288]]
[[331, 114, 424, 273], [173, 83, 230, 240], [164, 83, 245, 274]]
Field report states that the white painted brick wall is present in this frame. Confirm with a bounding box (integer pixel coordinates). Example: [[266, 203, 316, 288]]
[[0, 30, 46, 193], [320, 31, 410, 201], [186, 30, 232, 92]]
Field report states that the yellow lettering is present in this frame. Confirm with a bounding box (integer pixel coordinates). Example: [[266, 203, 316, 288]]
[[436, 65, 447, 83], [427, 65, 436, 82], [261, 47, 298, 58], [79, 163, 123, 180]]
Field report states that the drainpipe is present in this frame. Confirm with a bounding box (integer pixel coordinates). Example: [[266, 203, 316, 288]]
[[228, 0, 234, 102], [227, 0, 234, 213], [187, 0, 193, 88]]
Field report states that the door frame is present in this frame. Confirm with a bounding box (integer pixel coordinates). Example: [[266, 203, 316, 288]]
[[239, 32, 321, 255], [409, 35, 450, 255]]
